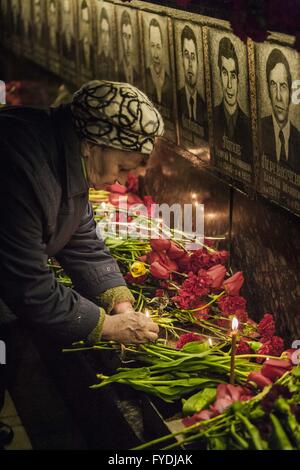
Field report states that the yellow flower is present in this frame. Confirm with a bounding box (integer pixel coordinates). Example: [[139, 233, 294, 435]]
[[130, 261, 147, 278]]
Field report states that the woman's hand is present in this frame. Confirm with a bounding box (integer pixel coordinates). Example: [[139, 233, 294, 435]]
[[101, 310, 159, 344]]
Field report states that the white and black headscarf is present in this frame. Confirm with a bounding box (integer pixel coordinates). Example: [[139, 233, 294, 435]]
[[71, 80, 164, 154]]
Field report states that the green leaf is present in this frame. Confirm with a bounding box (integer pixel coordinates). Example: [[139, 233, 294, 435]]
[[182, 387, 217, 416], [181, 341, 210, 354]]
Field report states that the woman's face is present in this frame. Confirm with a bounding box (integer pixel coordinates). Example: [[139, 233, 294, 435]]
[[82, 143, 147, 189]]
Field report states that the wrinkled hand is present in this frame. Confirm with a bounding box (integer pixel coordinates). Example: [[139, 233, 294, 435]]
[[101, 310, 159, 344]]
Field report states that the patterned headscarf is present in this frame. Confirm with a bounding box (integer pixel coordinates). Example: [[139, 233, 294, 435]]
[[71, 80, 164, 154]]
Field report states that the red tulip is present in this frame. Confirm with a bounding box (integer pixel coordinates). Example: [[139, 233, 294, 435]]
[[150, 239, 171, 252], [109, 193, 127, 207], [150, 261, 170, 280], [106, 181, 127, 194], [263, 358, 292, 370], [247, 371, 272, 389], [126, 173, 139, 193], [261, 365, 287, 381], [207, 264, 226, 289], [223, 272, 244, 296], [167, 241, 186, 260], [127, 193, 143, 205], [159, 252, 178, 272]]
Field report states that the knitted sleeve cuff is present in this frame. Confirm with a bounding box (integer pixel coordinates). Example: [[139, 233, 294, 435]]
[[98, 286, 135, 314], [87, 307, 106, 344]]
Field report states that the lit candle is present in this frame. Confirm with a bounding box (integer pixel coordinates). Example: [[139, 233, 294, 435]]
[[229, 317, 239, 385], [191, 193, 197, 200]]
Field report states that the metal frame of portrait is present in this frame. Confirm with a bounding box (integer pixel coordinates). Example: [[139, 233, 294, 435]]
[[46, 0, 61, 76], [141, 10, 176, 142], [60, 0, 78, 84], [32, 0, 48, 67], [115, 4, 142, 89], [255, 33, 300, 216], [78, 0, 95, 83], [174, 18, 209, 159], [95, 0, 118, 81], [205, 25, 254, 187]]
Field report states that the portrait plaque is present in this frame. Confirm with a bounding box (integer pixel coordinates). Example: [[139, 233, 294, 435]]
[[174, 19, 208, 156], [95, 0, 117, 81], [256, 36, 300, 215], [141, 11, 176, 141], [115, 5, 142, 88], [78, 0, 95, 82], [207, 28, 254, 185]]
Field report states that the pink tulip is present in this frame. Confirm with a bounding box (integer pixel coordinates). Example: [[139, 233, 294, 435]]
[[223, 272, 244, 296], [106, 181, 127, 194], [150, 239, 171, 252], [261, 365, 287, 381], [150, 261, 170, 280], [247, 371, 272, 389], [167, 242, 186, 260], [207, 264, 226, 289], [263, 358, 292, 369]]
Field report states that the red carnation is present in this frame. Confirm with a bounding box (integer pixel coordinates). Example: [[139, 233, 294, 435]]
[[177, 253, 191, 272], [176, 333, 203, 349], [223, 272, 244, 296], [218, 295, 247, 318], [258, 313, 275, 339], [192, 302, 210, 320], [256, 336, 285, 363], [237, 339, 252, 355]]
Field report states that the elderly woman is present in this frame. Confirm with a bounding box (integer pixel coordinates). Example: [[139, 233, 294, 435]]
[[0, 81, 164, 442], [0, 80, 164, 345]]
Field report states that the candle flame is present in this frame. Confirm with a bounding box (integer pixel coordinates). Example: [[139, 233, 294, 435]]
[[191, 193, 197, 199], [232, 317, 239, 332]]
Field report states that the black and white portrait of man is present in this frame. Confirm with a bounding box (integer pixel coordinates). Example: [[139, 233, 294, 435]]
[[117, 8, 140, 86], [143, 15, 173, 112], [175, 21, 207, 140], [61, 0, 76, 61], [260, 48, 300, 174], [213, 35, 252, 163], [96, 3, 116, 80], [79, 0, 93, 72]]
